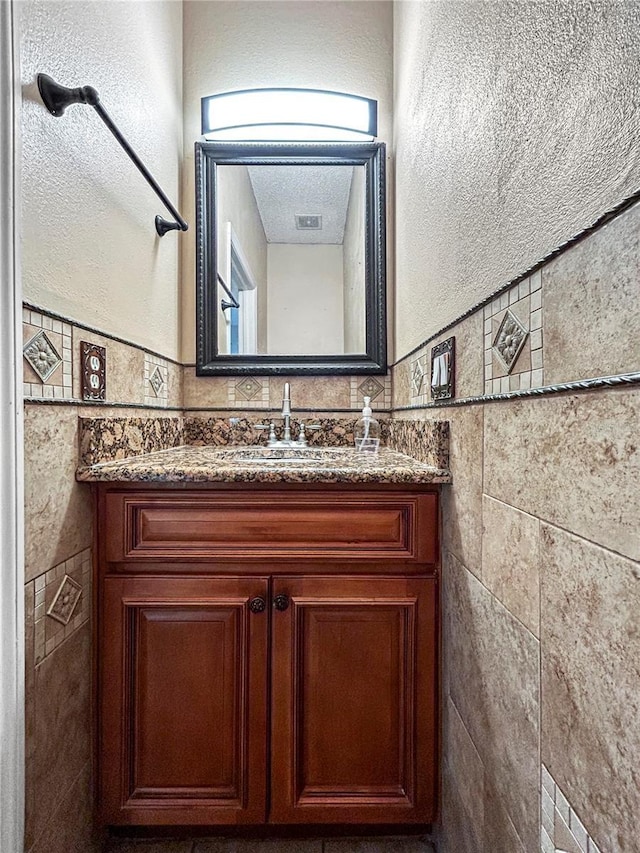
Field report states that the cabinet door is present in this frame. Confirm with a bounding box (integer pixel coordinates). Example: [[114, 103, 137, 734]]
[[270, 576, 437, 824], [100, 575, 269, 825]]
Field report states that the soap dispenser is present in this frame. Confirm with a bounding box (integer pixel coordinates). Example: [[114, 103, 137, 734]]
[[354, 396, 380, 453]]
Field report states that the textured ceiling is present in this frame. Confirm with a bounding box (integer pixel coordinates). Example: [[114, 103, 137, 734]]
[[246, 165, 355, 244]]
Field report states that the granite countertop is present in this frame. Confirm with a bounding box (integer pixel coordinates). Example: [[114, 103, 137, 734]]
[[76, 444, 451, 485]]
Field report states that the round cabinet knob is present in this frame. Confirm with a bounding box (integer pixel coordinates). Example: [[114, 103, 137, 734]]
[[273, 593, 290, 612], [249, 597, 266, 614]]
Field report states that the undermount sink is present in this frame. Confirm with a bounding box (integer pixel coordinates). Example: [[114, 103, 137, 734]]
[[204, 446, 357, 464]]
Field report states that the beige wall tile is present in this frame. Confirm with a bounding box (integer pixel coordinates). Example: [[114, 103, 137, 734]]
[[482, 496, 540, 636], [444, 552, 539, 851], [29, 761, 99, 853], [269, 375, 352, 410], [439, 766, 483, 853], [392, 357, 412, 409], [544, 199, 640, 384], [541, 524, 640, 853], [24, 405, 92, 582], [444, 698, 484, 836], [183, 368, 231, 408], [435, 405, 484, 577], [27, 623, 92, 849], [24, 582, 36, 851], [166, 360, 183, 409], [484, 388, 640, 562], [483, 782, 528, 853], [72, 326, 145, 404]]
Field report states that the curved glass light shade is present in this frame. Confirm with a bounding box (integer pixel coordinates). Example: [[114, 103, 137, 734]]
[[201, 88, 377, 142]]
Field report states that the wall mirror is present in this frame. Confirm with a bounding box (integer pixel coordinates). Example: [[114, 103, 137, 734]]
[[195, 142, 386, 374]]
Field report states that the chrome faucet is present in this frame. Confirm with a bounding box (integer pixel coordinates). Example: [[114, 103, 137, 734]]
[[281, 382, 292, 443], [255, 383, 321, 447]]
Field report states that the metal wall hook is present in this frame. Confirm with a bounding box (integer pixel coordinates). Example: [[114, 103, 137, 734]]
[[37, 73, 188, 237]]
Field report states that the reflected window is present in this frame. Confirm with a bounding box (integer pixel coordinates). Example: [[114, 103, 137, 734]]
[[220, 224, 257, 356]]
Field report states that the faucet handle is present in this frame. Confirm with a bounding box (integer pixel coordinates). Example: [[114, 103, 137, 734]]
[[254, 422, 277, 444], [300, 423, 321, 445]]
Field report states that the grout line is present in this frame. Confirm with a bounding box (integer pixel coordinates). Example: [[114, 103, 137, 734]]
[[481, 496, 639, 566], [446, 546, 540, 644]]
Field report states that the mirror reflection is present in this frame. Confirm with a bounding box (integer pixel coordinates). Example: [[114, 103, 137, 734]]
[[216, 164, 366, 356], [195, 142, 386, 375]]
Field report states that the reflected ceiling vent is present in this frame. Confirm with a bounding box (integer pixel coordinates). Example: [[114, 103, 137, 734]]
[[295, 214, 322, 230]]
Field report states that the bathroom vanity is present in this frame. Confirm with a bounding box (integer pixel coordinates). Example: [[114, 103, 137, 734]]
[[82, 446, 449, 830]]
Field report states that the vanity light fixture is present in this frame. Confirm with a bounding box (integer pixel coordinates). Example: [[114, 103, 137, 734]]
[[36, 74, 188, 237], [201, 88, 377, 141]]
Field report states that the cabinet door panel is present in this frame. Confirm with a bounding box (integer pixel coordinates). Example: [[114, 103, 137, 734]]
[[100, 576, 269, 825], [270, 576, 436, 824]]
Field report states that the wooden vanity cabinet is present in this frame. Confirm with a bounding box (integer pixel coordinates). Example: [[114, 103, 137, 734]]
[[96, 485, 439, 829]]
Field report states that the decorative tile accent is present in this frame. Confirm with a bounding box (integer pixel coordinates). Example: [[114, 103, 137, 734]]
[[411, 357, 426, 397], [541, 764, 601, 853], [350, 375, 391, 411], [46, 574, 82, 625], [358, 376, 385, 402], [32, 548, 91, 665], [493, 309, 528, 373], [144, 354, 168, 407], [235, 376, 263, 401], [24, 330, 62, 381], [149, 366, 164, 396], [484, 276, 544, 394], [226, 376, 269, 409], [23, 311, 73, 399]]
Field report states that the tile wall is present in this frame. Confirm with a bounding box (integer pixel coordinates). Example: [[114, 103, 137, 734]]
[[23, 196, 639, 853], [182, 370, 391, 414], [391, 196, 640, 852], [22, 305, 393, 853]]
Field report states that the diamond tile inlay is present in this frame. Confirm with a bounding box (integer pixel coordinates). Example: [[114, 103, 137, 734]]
[[235, 376, 262, 401], [357, 377, 385, 402], [149, 366, 164, 396], [411, 360, 425, 396], [23, 330, 62, 382], [492, 308, 528, 373], [46, 574, 82, 626]]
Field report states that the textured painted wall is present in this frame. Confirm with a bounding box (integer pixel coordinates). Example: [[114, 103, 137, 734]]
[[394, 0, 640, 359], [181, 0, 393, 362], [20, 0, 183, 360]]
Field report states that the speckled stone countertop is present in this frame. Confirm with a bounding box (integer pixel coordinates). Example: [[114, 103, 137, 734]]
[[76, 445, 451, 485]]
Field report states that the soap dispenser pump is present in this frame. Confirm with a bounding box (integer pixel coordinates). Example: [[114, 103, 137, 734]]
[[354, 396, 380, 453]]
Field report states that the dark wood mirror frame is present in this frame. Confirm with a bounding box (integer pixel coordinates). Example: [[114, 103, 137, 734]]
[[195, 141, 387, 375]]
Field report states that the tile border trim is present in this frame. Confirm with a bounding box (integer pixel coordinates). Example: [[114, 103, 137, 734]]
[[23, 398, 392, 415], [393, 370, 640, 411]]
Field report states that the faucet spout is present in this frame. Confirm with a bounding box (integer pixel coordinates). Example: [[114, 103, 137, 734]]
[[281, 382, 292, 441]]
